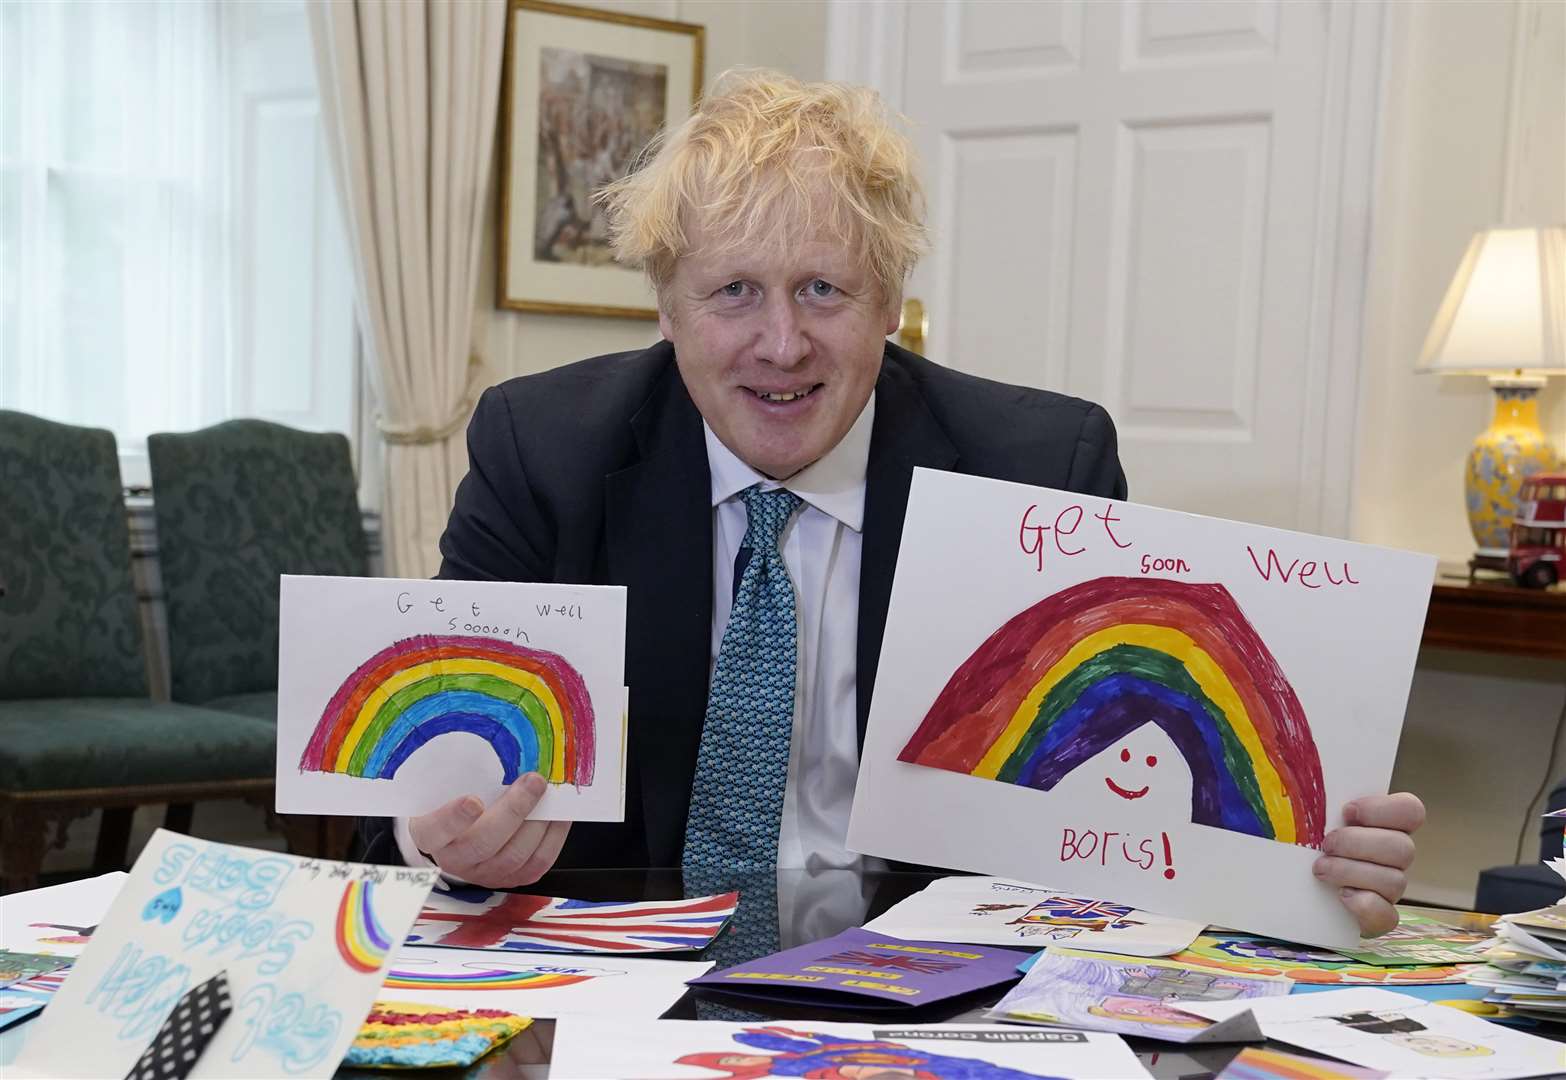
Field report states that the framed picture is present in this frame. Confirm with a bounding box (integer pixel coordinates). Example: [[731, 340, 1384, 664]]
[[500, 0, 704, 319]]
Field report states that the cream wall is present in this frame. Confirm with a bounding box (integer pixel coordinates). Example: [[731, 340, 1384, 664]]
[[1357, 0, 1566, 908], [1356, 0, 1565, 563], [472, 0, 829, 382]]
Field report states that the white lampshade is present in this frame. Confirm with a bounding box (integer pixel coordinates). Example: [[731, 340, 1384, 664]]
[[1416, 226, 1566, 375]]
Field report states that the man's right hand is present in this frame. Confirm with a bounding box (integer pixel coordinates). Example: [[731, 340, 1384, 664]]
[[408, 773, 570, 888]]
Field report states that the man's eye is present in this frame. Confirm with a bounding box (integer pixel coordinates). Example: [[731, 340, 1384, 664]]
[[807, 279, 838, 297], [720, 281, 746, 297]]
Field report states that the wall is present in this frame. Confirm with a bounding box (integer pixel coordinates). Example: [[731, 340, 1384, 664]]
[[1357, 0, 1566, 908], [472, 0, 830, 382], [1357, 0, 1565, 563]]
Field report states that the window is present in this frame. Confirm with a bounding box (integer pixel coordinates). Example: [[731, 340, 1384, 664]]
[[0, 0, 355, 488]]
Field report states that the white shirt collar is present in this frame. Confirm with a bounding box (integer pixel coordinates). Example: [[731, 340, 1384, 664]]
[[704, 393, 874, 533]]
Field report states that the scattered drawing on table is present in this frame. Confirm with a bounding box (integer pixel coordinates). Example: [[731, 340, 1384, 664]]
[[407, 887, 738, 954], [991, 946, 1289, 1042], [345, 1001, 532, 1069], [382, 960, 611, 992], [1171, 935, 1472, 986], [1010, 896, 1143, 932], [675, 1026, 1069, 1079]]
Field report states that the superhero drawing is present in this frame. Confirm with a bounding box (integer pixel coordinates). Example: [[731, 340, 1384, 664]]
[[674, 1027, 1064, 1079]]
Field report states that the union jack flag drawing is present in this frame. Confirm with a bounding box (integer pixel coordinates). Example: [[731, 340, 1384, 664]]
[[405, 887, 739, 954], [1010, 896, 1142, 932], [817, 949, 964, 974]]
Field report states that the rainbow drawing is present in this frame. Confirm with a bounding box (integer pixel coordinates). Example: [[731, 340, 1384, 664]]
[[383, 966, 595, 992], [298, 634, 595, 786], [336, 880, 392, 973], [897, 577, 1325, 847]]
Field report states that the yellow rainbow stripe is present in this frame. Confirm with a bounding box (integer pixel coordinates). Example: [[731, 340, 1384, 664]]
[[974, 623, 1295, 843]]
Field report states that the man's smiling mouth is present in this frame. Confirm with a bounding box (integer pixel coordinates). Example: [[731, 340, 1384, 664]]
[[748, 383, 823, 403], [1105, 777, 1149, 800]]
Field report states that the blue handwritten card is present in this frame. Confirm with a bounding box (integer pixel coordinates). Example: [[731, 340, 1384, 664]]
[[11, 830, 436, 1078]]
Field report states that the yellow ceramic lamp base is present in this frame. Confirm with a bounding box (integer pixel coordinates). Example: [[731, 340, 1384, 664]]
[[1466, 377, 1563, 554]]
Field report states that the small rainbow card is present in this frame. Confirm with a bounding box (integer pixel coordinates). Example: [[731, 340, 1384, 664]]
[[848, 469, 1436, 950], [275, 576, 627, 820]]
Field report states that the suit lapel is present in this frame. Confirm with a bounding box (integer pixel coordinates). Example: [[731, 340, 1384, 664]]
[[605, 359, 713, 866], [857, 351, 959, 743]]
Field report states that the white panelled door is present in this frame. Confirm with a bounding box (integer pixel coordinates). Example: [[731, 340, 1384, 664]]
[[835, 0, 1382, 532]]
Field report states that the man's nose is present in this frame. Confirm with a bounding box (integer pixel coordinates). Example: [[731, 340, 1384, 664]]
[[755, 296, 810, 369]]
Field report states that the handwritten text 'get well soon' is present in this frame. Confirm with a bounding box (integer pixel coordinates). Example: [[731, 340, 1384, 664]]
[[1017, 502, 1361, 588]]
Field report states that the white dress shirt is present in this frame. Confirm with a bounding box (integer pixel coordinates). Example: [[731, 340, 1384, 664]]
[[705, 394, 877, 873], [397, 395, 877, 873]]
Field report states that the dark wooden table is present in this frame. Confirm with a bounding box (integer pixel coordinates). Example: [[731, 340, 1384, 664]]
[[330, 867, 1400, 1079], [1422, 566, 1566, 660]]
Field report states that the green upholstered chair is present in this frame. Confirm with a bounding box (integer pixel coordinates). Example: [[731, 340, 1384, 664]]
[[147, 420, 366, 859], [0, 411, 276, 890], [146, 420, 367, 719]]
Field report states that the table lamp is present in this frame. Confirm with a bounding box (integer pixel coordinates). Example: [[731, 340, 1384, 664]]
[[1416, 225, 1565, 558]]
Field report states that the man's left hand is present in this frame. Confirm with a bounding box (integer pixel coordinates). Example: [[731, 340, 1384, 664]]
[[1315, 791, 1425, 937]]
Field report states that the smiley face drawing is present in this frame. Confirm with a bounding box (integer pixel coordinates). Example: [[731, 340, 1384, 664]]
[[1104, 745, 1158, 801]]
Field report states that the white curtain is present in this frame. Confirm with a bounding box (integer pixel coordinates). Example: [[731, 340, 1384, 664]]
[[307, 0, 506, 579], [0, 0, 225, 480]]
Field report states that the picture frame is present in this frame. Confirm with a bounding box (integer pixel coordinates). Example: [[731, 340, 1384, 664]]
[[499, 0, 704, 319]]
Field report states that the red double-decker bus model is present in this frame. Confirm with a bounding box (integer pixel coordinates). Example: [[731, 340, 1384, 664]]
[[1509, 473, 1566, 589]]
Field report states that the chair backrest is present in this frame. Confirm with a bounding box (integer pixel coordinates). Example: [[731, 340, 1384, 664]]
[[147, 419, 367, 704], [0, 410, 149, 699]]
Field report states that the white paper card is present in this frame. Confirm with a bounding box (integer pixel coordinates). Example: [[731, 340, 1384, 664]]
[[1183, 988, 1566, 1079], [549, 1018, 1153, 1078], [379, 944, 709, 1018], [10, 830, 436, 1079], [0, 872, 126, 958], [864, 875, 1204, 956], [849, 470, 1435, 949], [275, 575, 627, 819]]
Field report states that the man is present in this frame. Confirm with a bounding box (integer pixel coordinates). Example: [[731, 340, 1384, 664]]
[[359, 71, 1422, 936]]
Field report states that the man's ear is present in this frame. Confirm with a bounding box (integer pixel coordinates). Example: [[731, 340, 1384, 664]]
[[659, 304, 675, 342], [884, 291, 903, 337]]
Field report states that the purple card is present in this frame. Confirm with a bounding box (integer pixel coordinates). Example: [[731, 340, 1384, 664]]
[[688, 927, 1026, 1009]]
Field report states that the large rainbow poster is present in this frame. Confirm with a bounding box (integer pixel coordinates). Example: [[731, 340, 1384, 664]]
[[276, 576, 627, 820], [848, 469, 1436, 949]]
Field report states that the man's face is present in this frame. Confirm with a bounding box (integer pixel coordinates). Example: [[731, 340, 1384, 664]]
[[658, 218, 898, 480]]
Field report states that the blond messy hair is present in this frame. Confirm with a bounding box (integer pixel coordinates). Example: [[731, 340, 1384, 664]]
[[596, 68, 927, 307]]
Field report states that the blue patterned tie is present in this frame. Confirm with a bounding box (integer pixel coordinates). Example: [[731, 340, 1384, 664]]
[[683, 484, 802, 869]]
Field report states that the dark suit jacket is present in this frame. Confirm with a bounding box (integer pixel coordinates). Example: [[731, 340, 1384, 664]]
[[357, 340, 1126, 869]]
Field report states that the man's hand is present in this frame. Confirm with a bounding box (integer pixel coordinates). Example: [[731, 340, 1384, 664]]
[[409, 773, 570, 888], [1314, 792, 1425, 937]]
